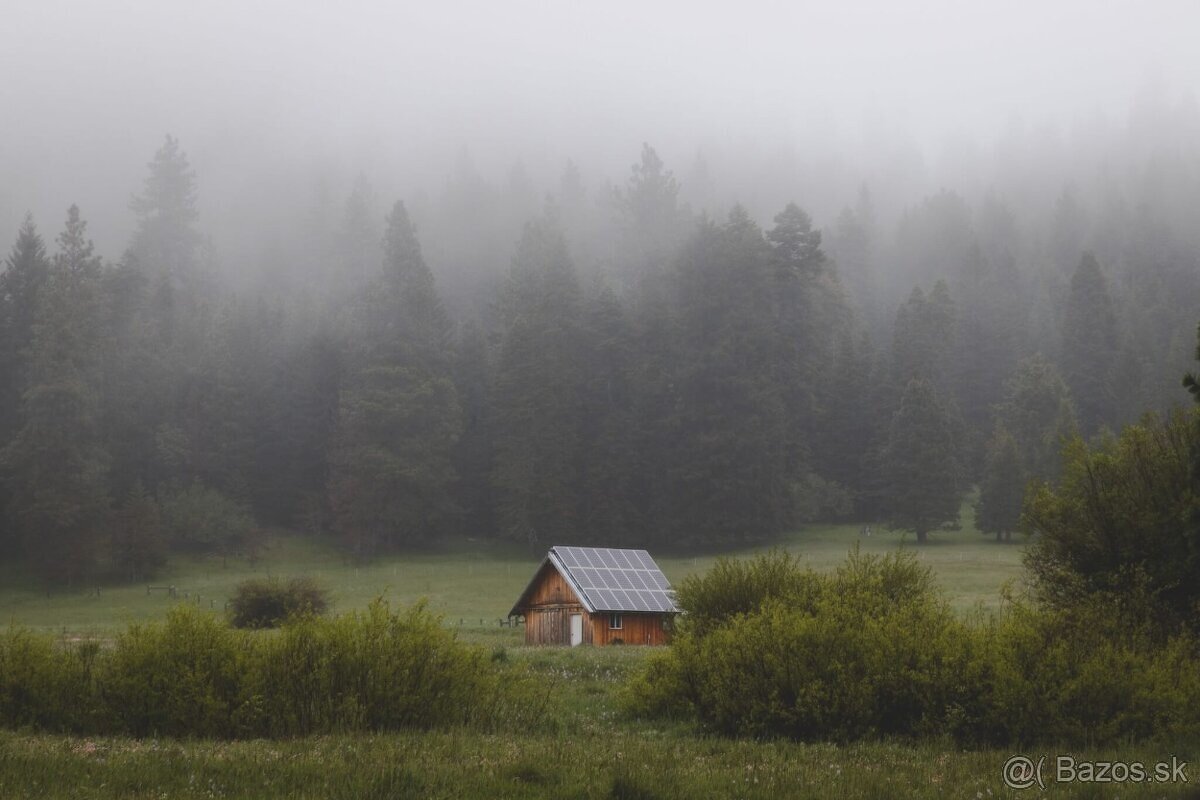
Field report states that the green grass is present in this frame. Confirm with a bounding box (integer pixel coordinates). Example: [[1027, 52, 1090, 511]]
[[0, 504, 1023, 637], [3, 730, 1195, 799]]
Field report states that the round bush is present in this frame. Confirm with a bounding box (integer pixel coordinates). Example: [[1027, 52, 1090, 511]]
[[228, 576, 330, 629]]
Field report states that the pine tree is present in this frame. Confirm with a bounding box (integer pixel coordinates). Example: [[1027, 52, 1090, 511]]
[[0, 215, 50, 456], [129, 135, 200, 281], [880, 379, 962, 543], [577, 280, 642, 543], [0, 215, 51, 557], [975, 425, 1025, 542], [613, 143, 688, 286], [0, 206, 110, 583], [490, 217, 586, 545], [1062, 252, 1119, 435], [766, 202, 842, 513], [891, 282, 956, 391], [329, 201, 461, 556], [667, 207, 790, 544]]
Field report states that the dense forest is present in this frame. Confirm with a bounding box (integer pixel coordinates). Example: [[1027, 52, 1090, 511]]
[[2, 109, 1199, 583]]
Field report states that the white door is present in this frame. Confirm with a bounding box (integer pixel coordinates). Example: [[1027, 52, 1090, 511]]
[[569, 613, 583, 646]]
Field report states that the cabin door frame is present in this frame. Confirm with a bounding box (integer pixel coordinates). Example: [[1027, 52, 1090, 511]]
[[569, 613, 583, 646]]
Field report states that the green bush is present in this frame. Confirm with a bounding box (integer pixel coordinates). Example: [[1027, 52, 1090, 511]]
[[672, 549, 821, 637], [228, 576, 330, 629], [0, 628, 95, 731], [244, 600, 542, 736], [947, 598, 1200, 746], [0, 601, 544, 739], [625, 550, 1200, 747], [98, 605, 249, 738]]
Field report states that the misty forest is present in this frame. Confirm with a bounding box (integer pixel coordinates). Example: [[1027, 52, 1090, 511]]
[[3, 115, 1198, 581], [4, 3, 1200, 797]]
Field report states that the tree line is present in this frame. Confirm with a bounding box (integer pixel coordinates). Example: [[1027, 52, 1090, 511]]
[[1, 137, 1196, 583]]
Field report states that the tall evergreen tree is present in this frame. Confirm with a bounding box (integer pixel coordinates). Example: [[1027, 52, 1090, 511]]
[[667, 207, 790, 544], [613, 143, 688, 287], [490, 217, 586, 545], [880, 379, 962, 543], [329, 201, 462, 556], [0, 215, 51, 557], [1062, 252, 1119, 435], [0, 206, 110, 583], [577, 280, 642, 544], [129, 135, 200, 281], [766, 202, 840, 510], [891, 281, 956, 391]]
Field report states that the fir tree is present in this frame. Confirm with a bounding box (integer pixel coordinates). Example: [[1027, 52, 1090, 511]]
[[667, 207, 790, 544], [329, 201, 461, 555], [129, 135, 200, 281], [0, 215, 51, 557], [0, 206, 110, 583], [490, 217, 586, 545], [880, 379, 962, 543], [0, 214, 50, 453]]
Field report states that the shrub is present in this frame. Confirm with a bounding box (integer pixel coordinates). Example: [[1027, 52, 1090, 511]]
[[98, 605, 248, 738], [244, 599, 542, 736], [228, 576, 330, 629], [625, 549, 1200, 747], [0, 628, 95, 731], [672, 549, 820, 637], [0, 600, 545, 739], [1023, 408, 1200, 633]]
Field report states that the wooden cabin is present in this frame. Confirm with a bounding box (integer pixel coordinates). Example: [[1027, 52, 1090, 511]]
[[508, 546, 680, 646]]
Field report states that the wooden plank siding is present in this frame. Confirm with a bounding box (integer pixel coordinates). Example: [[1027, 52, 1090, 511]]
[[590, 613, 670, 646], [524, 605, 591, 645]]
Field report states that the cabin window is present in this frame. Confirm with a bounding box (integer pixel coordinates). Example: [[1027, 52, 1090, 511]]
[[609, 613, 623, 629], [662, 616, 673, 632]]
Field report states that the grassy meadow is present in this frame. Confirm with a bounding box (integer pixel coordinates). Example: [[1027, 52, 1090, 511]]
[[0, 503, 1024, 638], [8, 512, 1153, 799]]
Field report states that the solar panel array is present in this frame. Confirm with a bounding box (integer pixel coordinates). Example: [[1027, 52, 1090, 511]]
[[552, 546, 680, 613]]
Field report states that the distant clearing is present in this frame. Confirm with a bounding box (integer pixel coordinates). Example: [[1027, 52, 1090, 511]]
[[0, 503, 1022, 636]]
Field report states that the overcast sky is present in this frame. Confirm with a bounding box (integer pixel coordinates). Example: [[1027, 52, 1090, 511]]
[[2, 0, 1198, 258]]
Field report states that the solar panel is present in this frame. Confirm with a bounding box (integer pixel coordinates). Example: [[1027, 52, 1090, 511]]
[[550, 546, 680, 613]]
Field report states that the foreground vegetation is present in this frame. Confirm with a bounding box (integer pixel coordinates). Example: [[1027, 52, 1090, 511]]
[[625, 549, 1200, 747], [0, 602, 541, 738], [2, 639, 1197, 798]]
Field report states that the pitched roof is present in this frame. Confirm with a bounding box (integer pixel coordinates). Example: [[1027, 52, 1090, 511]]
[[509, 545, 680, 616]]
